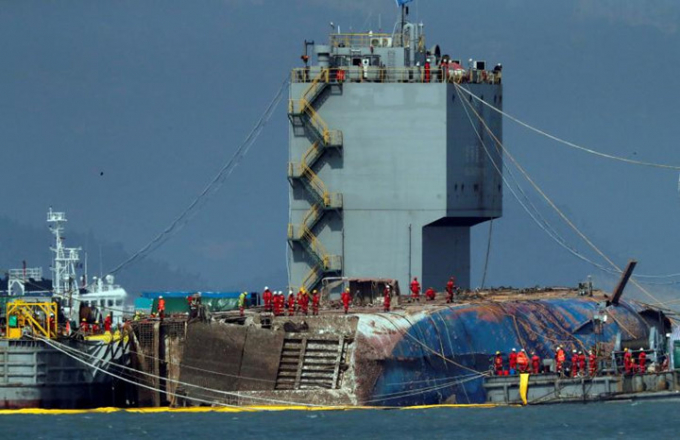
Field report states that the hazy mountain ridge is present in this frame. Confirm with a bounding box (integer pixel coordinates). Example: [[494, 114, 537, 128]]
[[0, 216, 206, 295]]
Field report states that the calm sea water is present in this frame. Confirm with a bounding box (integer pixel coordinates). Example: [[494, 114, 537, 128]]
[[1, 400, 678, 439]]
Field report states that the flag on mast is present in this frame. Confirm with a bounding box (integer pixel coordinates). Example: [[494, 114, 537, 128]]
[[396, 0, 413, 5]]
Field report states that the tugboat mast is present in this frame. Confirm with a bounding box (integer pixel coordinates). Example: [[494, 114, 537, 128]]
[[47, 208, 81, 311]]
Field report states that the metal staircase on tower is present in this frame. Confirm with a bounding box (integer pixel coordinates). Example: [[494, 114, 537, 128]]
[[288, 69, 343, 292]]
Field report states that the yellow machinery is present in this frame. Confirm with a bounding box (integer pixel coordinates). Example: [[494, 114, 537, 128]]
[[5, 300, 58, 340]]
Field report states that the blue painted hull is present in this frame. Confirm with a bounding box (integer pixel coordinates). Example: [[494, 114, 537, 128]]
[[354, 297, 654, 406]]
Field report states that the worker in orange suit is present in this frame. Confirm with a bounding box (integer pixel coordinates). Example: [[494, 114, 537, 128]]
[[494, 351, 504, 376], [555, 346, 565, 376], [383, 285, 391, 312], [287, 292, 296, 317], [531, 351, 541, 374], [341, 287, 351, 314], [410, 277, 421, 301], [446, 277, 455, 303], [517, 349, 529, 373], [588, 350, 597, 376], [158, 295, 166, 320], [312, 290, 320, 315]]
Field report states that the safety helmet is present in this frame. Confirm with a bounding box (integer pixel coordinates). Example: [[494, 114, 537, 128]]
[[512, 348, 516, 352], [82, 318, 86, 321], [573, 349, 577, 353], [624, 348, 628, 352], [521, 349, 525, 352], [265, 286, 269, 290], [159, 295, 163, 299], [495, 351, 500, 355], [313, 290, 317, 293]]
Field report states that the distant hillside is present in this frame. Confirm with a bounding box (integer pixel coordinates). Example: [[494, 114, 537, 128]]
[[0, 216, 205, 295]]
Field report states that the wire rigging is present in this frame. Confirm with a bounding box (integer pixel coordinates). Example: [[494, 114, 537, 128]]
[[107, 78, 290, 277], [455, 83, 665, 306], [455, 86, 680, 171]]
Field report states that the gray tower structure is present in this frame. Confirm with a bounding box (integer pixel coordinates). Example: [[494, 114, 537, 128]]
[[287, 16, 503, 293]]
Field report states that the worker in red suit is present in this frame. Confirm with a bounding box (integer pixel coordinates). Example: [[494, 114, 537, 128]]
[[508, 348, 518, 375], [531, 351, 541, 374], [588, 350, 597, 376], [383, 285, 391, 312], [555, 346, 566, 376], [92, 321, 100, 334], [341, 287, 351, 314], [424, 61, 431, 83], [623, 348, 632, 374], [299, 290, 309, 316], [312, 290, 320, 315], [273, 292, 282, 316], [494, 351, 504, 376], [571, 350, 580, 377], [578, 351, 586, 375], [410, 277, 421, 302], [104, 313, 112, 333], [445, 277, 456, 303], [158, 295, 166, 320], [263, 287, 272, 313], [287, 292, 296, 316], [425, 287, 436, 301], [80, 318, 90, 333], [638, 349, 647, 373], [517, 349, 529, 373]]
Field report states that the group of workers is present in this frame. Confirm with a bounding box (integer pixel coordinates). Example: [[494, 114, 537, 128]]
[[79, 313, 113, 335], [494, 348, 544, 375], [238, 275, 459, 318], [622, 347, 654, 375], [494, 346, 662, 377], [409, 276, 459, 303], [260, 287, 322, 317]]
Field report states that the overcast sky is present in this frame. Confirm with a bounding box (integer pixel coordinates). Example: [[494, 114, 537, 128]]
[[1, 0, 679, 303]]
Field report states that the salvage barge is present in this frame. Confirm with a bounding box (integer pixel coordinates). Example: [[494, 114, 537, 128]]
[[127, 286, 680, 407]]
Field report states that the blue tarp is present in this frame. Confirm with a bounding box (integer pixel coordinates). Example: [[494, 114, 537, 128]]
[[134, 297, 154, 313]]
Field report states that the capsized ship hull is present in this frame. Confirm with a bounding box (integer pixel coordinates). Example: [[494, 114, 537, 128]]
[[351, 297, 659, 406], [170, 293, 668, 408]]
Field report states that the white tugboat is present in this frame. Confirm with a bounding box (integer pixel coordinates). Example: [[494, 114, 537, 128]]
[[0, 209, 130, 409], [47, 208, 130, 326]]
